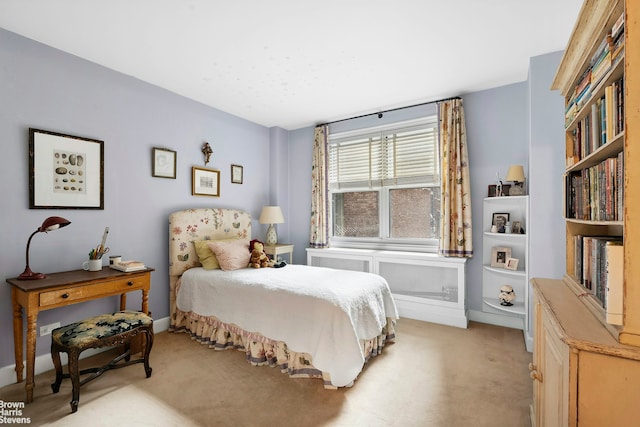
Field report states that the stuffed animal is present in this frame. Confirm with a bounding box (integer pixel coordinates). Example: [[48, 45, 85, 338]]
[[248, 239, 273, 268]]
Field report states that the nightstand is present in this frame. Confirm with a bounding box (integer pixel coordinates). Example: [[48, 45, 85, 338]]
[[263, 243, 294, 264]]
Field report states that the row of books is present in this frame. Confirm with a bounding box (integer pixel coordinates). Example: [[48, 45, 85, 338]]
[[565, 151, 624, 221], [567, 77, 624, 166], [572, 235, 622, 317], [564, 11, 624, 127]]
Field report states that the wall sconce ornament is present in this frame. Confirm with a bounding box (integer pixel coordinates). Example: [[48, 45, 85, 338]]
[[202, 142, 213, 166]]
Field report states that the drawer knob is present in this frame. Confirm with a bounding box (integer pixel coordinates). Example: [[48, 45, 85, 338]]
[[127, 281, 134, 286], [61, 293, 69, 299], [528, 362, 536, 372], [530, 370, 543, 382]]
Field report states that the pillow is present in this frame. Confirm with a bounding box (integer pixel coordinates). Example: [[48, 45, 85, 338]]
[[193, 238, 237, 270], [207, 240, 250, 271]]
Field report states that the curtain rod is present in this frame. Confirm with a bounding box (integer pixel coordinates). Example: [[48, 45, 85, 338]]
[[317, 96, 461, 127]]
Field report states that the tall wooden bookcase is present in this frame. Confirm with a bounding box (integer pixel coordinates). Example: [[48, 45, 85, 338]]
[[552, 0, 639, 347], [529, 0, 640, 425]]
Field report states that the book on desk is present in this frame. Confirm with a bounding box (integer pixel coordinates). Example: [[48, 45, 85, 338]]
[[110, 260, 146, 272]]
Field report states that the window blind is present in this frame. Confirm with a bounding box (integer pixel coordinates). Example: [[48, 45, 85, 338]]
[[329, 120, 438, 189]]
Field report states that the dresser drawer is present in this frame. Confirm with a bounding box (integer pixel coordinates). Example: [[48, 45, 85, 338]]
[[39, 275, 148, 308]]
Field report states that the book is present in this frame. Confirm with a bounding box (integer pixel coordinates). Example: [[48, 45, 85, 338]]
[[110, 260, 146, 272], [611, 12, 624, 40], [605, 241, 624, 325]]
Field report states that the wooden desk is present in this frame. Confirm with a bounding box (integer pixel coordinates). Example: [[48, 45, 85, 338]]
[[263, 243, 294, 263], [6, 267, 153, 403]]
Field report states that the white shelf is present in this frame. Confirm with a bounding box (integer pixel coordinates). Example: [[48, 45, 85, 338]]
[[482, 195, 529, 332], [483, 232, 526, 238], [483, 265, 526, 277], [483, 298, 526, 316]]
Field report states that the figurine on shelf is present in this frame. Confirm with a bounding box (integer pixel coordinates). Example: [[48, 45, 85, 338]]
[[202, 142, 213, 166], [495, 173, 503, 197], [499, 285, 516, 306]]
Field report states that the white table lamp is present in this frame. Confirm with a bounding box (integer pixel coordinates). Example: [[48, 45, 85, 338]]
[[259, 206, 285, 245], [506, 165, 526, 195]]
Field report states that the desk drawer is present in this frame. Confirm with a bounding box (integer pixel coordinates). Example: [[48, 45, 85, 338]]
[[39, 276, 147, 307]]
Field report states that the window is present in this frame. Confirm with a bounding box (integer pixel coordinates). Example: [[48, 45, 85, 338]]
[[328, 117, 440, 251]]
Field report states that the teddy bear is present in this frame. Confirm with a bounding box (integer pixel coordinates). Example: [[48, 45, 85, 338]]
[[248, 239, 273, 268]]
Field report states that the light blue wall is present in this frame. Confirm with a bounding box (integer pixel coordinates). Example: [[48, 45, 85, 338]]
[[527, 52, 567, 332], [0, 24, 565, 372], [0, 28, 271, 365], [528, 51, 566, 280], [464, 82, 528, 313]]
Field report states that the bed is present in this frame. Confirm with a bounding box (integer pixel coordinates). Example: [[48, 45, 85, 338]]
[[168, 208, 398, 388]]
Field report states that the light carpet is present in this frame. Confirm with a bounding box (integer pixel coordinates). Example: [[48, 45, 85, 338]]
[[0, 318, 532, 426]]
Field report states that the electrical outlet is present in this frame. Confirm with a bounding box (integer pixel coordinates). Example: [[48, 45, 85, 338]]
[[39, 322, 60, 336]]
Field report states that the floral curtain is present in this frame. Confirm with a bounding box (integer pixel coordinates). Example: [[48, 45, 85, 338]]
[[309, 125, 329, 248], [438, 99, 473, 257]]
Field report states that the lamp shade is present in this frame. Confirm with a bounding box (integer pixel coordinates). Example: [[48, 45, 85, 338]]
[[259, 206, 285, 225], [506, 165, 525, 183], [40, 216, 71, 232]]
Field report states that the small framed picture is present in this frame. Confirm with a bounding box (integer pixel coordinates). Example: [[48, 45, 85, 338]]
[[491, 246, 512, 268], [505, 257, 520, 271], [152, 147, 177, 179], [192, 166, 220, 197], [511, 220, 522, 234], [492, 213, 510, 228], [231, 164, 243, 184]]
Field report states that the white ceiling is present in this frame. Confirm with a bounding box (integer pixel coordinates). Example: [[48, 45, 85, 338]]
[[0, 0, 584, 130]]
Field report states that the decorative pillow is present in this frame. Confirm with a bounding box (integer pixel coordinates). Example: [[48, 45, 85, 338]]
[[193, 238, 237, 270], [207, 240, 250, 271]]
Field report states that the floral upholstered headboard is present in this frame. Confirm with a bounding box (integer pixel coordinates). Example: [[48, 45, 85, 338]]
[[168, 208, 251, 326]]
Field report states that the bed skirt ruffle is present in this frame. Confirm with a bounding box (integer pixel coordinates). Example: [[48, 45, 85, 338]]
[[170, 309, 396, 389]]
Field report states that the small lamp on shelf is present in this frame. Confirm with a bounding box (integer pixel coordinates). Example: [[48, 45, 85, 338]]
[[18, 216, 71, 280], [506, 165, 526, 196], [259, 206, 285, 246]]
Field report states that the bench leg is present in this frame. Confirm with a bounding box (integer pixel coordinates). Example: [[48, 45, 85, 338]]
[[143, 327, 153, 378], [50, 343, 63, 394], [68, 349, 81, 413]]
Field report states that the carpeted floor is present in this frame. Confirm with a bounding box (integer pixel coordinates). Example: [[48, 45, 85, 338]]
[[0, 318, 532, 426]]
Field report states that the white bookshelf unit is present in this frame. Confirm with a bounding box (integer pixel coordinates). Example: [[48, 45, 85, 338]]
[[482, 196, 529, 334], [307, 248, 468, 328]]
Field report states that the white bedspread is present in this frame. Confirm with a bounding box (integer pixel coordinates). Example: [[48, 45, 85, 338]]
[[176, 264, 398, 387]]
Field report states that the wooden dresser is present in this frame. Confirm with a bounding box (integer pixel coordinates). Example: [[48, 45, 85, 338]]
[[531, 278, 640, 426]]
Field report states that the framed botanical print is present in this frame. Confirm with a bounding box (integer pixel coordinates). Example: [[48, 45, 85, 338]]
[[29, 128, 104, 209], [231, 164, 243, 184], [152, 147, 177, 179], [192, 166, 220, 197]]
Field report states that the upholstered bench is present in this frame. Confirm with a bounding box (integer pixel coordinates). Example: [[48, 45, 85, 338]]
[[50, 310, 154, 413]]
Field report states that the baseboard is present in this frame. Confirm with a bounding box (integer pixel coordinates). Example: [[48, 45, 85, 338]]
[[524, 330, 534, 353], [0, 316, 170, 389], [468, 309, 524, 330]]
